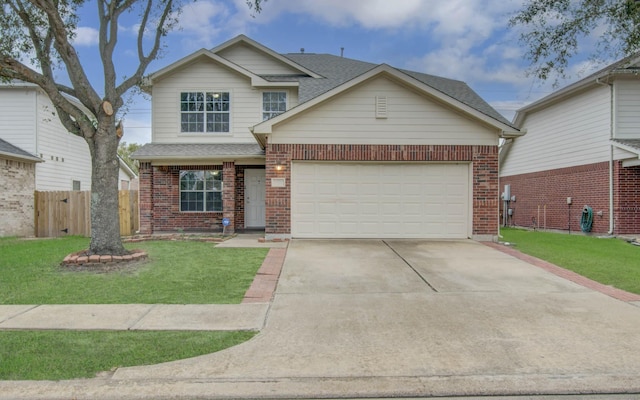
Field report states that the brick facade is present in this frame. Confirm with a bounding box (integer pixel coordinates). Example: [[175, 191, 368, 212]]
[[500, 161, 640, 234], [265, 144, 499, 239], [614, 162, 640, 234], [138, 163, 265, 234], [0, 158, 37, 237]]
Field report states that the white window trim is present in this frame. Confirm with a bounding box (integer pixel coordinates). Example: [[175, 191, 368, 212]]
[[178, 90, 233, 135], [261, 90, 288, 121]]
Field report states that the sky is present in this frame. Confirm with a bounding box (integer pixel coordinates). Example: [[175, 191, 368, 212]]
[[67, 0, 610, 145]]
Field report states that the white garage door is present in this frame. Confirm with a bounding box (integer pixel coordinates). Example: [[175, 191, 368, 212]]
[[291, 163, 470, 238]]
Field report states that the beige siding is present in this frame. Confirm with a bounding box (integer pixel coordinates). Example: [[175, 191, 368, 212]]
[[0, 88, 37, 153], [217, 43, 302, 75], [270, 76, 497, 145], [614, 79, 640, 140], [501, 85, 612, 177], [152, 60, 260, 144], [34, 91, 92, 191]]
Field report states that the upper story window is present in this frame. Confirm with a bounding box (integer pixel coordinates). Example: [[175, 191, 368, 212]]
[[179, 170, 223, 212], [262, 92, 287, 121], [180, 92, 230, 133]]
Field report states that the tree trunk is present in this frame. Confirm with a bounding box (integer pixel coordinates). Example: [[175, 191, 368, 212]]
[[86, 119, 128, 256]]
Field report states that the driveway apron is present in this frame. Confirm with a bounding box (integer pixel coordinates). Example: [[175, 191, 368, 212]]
[[71, 240, 640, 396]]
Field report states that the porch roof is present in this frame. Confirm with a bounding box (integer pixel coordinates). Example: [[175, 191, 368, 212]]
[[132, 143, 265, 162]]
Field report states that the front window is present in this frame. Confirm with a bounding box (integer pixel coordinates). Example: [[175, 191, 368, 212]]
[[180, 92, 230, 133], [180, 170, 223, 212], [262, 92, 287, 120]]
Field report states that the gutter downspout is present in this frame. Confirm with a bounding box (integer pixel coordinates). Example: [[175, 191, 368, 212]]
[[596, 76, 615, 235]]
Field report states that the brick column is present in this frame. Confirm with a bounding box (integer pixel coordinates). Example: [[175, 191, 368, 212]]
[[222, 161, 235, 234], [138, 162, 153, 234]]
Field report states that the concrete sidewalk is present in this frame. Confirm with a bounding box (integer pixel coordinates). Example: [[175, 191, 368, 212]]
[[0, 303, 269, 331], [0, 233, 287, 332]]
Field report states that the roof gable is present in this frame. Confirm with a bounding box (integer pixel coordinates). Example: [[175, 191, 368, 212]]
[[211, 35, 322, 78], [252, 64, 520, 146], [514, 52, 640, 127], [144, 49, 298, 90]]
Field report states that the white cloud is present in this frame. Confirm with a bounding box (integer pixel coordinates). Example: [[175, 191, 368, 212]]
[[73, 26, 99, 46], [175, 1, 244, 49]]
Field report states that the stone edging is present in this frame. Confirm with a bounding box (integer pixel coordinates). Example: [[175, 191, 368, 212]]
[[62, 249, 148, 266]]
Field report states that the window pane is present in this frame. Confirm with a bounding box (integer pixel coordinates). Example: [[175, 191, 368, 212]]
[[181, 192, 203, 212], [206, 192, 223, 212]]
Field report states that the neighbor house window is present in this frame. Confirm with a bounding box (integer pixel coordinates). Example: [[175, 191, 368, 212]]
[[179, 170, 223, 212], [72, 180, 81, 191], [262, 92, 287, 120], [180, 92, 230, 133]]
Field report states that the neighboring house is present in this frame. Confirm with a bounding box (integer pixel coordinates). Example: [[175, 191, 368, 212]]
[[0, 81, 92, 191], [500, 54, 640, 235], [118, 157, 138, 190], [133, 35, 520, 240], [0, 138, 42, 236]]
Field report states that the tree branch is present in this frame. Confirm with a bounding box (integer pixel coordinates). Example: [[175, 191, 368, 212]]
[[28, 0, 102, 111], [116, 0, 174, 98]]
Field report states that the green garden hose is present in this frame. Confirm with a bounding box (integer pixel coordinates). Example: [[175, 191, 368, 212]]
[[580, 205, 593, 233]]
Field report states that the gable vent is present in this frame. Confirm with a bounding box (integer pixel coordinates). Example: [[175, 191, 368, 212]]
[[375, 96, 387, 119]]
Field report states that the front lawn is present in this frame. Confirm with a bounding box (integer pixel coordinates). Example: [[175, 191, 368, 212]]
[[0, 330, 256, 380], [0, 236, 268, 380], [0, 236, 268, 304], [500, 228, 640, 294]]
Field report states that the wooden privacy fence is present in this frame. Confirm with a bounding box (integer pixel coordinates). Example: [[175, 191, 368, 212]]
[[34, 190, 139, 237]]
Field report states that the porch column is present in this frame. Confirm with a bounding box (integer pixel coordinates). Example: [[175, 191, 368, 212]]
[[138, 162, 153, 234], [222, 161, 235, 234]]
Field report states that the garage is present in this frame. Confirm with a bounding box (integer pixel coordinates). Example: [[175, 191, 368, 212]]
[[291, 162, 470, 238]]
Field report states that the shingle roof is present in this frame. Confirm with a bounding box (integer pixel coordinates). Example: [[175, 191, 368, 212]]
[[132, 143, 264, 160], [0, 138, 41, 162], [284, 53, 513, 127]]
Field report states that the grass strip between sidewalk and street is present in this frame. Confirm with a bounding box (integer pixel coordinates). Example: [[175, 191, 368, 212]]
[[0, 236, 268, 304], [500, 228, 640, 295], [0, 330, 256, 380]]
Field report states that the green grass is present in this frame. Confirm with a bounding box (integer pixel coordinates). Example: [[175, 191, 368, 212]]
[[0, 330, 256, 380], [0, 236, 268, 380], [0, 236, 269, 304], [500, 228, 640, 294]]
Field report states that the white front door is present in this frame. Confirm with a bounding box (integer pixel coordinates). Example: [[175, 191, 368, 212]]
[[244, 168, 266, 228]]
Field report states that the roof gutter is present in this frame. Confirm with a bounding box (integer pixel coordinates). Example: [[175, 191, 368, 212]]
[[0, 150, 43, 163]]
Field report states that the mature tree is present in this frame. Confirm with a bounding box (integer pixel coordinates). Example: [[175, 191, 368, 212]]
[[0, 0, 263, 256], [510, 0, 640, 81], [0, 0, 179, 255], [118, 141, 141, 174]]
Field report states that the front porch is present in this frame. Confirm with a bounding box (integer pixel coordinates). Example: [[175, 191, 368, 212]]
[[138, 162, 266, 235]]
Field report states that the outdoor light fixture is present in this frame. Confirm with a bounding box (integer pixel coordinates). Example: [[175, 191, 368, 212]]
[[275, 164, 284, 171]]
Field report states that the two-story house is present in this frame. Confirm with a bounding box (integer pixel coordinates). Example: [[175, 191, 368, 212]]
[[0, 81, 93, 192], [500, 53, 640, 235], [133, 35, 521, 240], [0, 81, 138, 237]]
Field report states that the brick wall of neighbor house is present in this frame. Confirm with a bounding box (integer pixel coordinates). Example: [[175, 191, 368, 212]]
[[138, 163, 262, 234], [500, 162, 612, 233], [265, 144, 499, 237], [0, 158, 36, 237], [614, 162, 640, 234]]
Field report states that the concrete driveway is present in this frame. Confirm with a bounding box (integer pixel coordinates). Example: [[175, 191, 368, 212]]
[[4, 239, 640, 399], [109, 239, 640, 398]]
